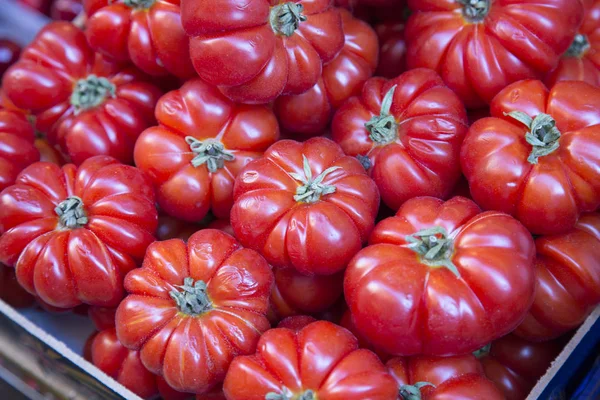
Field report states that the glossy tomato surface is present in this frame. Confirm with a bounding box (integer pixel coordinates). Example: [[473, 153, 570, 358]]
[[182, 0, 345, 103], [461, 80, 600, 235], [85, 0, 195, 79], [387, 354, 504, 400], [0, 39, 20, 78], [375, 20, 406, 79], [223, 321, 398, 400], [405, 0, 584, 108], [345, 196, 536, 356], [547, 0, 600, 87], [515, 213, 600, 341], [2, 22, 162, 165], [115, 229, 273, 394], [0, 156, 158, 308], [0, 110, 39, 192], [134, 79, 279, 222], [274, 9, 378, 137], [231, 137, 379, 276], [332, 69, 468, 210]]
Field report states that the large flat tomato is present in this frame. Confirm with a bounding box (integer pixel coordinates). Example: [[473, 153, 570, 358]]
[[134, 79, 279, 222], [0, 156, 157, 308], [461, 80, 600, 235], [332, 69, 468, 210], [387, 354, 504, 400], [274, 9, 378, 137], [115, 230, 273, 394], [375, 20, 406, 79], [478, 333, 564, 400], [405, 0, 584, 108], [0, 110, 39, 191], [84, 0, 195, 79], [345, 196, 536, 356], [223, 321, 398, 400], [515, 213, 600, 341], [181, 0, 344, 104], [231, 137, 379, 276], [2, 22, 162, 165], [547, 0, 600, 87]]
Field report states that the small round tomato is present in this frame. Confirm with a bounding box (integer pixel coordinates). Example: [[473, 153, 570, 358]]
[[515, 213, 600, 341], [2, 22, 162, 165], [182, 0, 345, 104], [332, 69, 468, 210], [375, 20, 406, 79], [51, 0, 83, 21], [0, 110, 39, 192], [546, 0, 600, 87], [134, 79, 279, 223], [231, 137, 379, 276], [387, 354, 504, 400], [115, 230, 273, 394], [223, 321, 398, 400], [461, 80, 600, 235], [0, 39, 20, 78], [274, 9, 378, 137], [84, 0, 195, 79], [345, 196, 536, 356], [405, 0, 584, 108], [0, 156, 158, 308], [0, 263, 36, 308], [477, 334, 564, 400]]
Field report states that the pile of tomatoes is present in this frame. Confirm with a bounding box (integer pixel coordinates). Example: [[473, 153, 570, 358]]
[[1, 0, 599, 399]]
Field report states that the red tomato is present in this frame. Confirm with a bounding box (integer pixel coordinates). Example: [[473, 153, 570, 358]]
[[115, 230, 273, 394], [332, 69, 468, 210], [84, 0, 195, 79], [181, 0, 345, 104], [51, 0, 83, 21], [478, 333, 564, 400], [405, 0, 584, 108], [461, 80, 600, 235], [2, 22, 162, 165], [0, 156, 158, 308], [231, 137, 379, 276], [277, 315, 317, 331], [375, 20, 406, 79], [223, 321, 398, 400], [88, 306, 117, 330], [387, 354, 504, 400], [156, 214, 202, 242], [134, 79, 279, 223], [274, 9, 378, 137], [0, 263, 36, 308], [340, 310, 391, 361], [546, 0, 600, 87], [269, 267, 344, 323], [0, 39, 20, 78], [91, 328, 159, 399], [345, 196, 536, 356], [515, 213, 600, 341], [0, 110, 40, 192]]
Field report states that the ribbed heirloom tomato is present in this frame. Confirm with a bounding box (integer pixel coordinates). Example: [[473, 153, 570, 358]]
[[344, 196, 536, 356], [0, 156, 158, 309], [2, 22, 162, 165], [0, 110, 39, 192], [274, 9, 378, 137], [461, 80, 600, 235], [231, 137, 379, 276], [134, 79, 279, 222], [223, 321, 398, 400], [515, 213, 600, 341], [332, 69, 468, 210], [405, 0, 584, 108], [115, 230, 273, 394], [181, 0, 345, 104], [84, 0, 195, 79]]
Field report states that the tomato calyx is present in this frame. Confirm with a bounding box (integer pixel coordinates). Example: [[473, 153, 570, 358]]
[[406, 227, 460, 278], [473, 343, 492, 358], [266, 388, 315, 400], [457, 0, 491, 23], [270, 2, 307, 37], [185, 137, 235, 173], [123, 0, 155, 9], [169, 277, 213, 316], [55, 196, 88, 229], [290, 155, 341, 203], [70, 75, 116, 114], [366, 85, 398, 146], [399, 382, 436, 400], [565, 34, 590, 58], [505, 111, 561, 164]]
